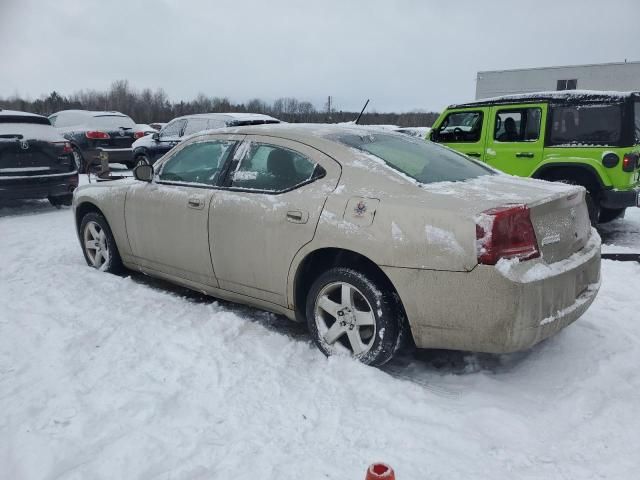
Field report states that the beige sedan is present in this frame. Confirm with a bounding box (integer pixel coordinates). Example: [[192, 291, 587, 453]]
[[73, 124, 601, 366]]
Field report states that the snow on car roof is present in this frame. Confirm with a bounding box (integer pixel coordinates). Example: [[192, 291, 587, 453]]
[[51, 109, 129, 117], [0, 109, 47, 119], [450, 90, 640, 108], [175, 112, 280, 122]]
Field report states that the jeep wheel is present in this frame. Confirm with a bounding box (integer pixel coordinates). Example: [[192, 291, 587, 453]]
[[598, 207, 625, 224]]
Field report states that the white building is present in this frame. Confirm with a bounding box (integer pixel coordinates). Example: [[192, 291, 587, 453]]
[[476, 61, 640, 99]]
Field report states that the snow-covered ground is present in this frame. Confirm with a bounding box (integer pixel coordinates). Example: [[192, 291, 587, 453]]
[[1, 192, 639, 479]]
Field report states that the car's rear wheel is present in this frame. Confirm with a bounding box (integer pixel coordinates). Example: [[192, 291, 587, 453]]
[[72, 147, 87, 173], [598, 207, 625, 224], [135, 154, 151, 168], [80, 212, 123, 273], [306, 267, 403, 366]]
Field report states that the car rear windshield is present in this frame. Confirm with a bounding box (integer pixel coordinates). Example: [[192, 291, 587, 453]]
[[335, 132, 494, 184], [548, 103, 623, 146], [90, 115, 136, 129], [0, 115, 50, 125]]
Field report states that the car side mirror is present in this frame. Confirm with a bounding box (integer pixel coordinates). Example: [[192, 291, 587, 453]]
[[152, 132, 160, 141], [133, 163, 154, 182]]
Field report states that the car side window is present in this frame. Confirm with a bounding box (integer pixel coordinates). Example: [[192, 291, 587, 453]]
[[159, 140, 235, 186], [432, 111, 483, 143], [494, 108, 541, 142], [230, 143, 324, 192], [183, 118, 210, 136], [160, 119, 186, 139]]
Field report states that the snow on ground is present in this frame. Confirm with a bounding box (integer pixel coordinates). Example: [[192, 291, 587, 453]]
[[1, 197, 639, 479]]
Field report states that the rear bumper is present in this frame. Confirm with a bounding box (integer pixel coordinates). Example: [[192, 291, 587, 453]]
[[0, 172, 78, 201], [600, 187, 640, 209], [382, 230, 601, 353], [84, 147, 134, 165]]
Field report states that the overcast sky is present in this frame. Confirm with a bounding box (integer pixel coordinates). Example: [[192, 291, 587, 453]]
[[0, 0, 638, 112]]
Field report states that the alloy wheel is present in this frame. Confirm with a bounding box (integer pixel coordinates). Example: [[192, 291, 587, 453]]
[[314, 281, 376, 356], [83, 220, 110, 271]]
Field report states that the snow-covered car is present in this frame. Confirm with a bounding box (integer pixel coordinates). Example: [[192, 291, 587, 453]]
[[131, 113, 280, 167], [49, 110, 140, 172], [149, 122, 166, 131], [72, 124, 601, 366], [0, 109, 77, 206]]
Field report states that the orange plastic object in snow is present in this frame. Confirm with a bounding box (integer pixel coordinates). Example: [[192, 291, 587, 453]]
[[365, 463, 395, 480]]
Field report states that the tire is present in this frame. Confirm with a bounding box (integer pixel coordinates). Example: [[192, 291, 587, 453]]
[[72, 147, 87, 174], [79, 212, 123, 273], [598, 207, 625, 224], [306, 267, 404, 366], [134, 154, 151, 168]]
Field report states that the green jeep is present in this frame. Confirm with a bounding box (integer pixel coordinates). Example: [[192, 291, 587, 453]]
[[429, 91, 640, 224]]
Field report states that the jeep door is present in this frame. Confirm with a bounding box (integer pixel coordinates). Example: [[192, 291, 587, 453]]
[[484, 103, 546, 176], [430, 108, 488, 160], [208, 136, 340, 306]]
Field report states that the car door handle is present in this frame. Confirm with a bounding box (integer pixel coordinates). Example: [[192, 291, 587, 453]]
[[467, 152, 481, 157], [187, 196, 205, 209], [286, 210, 308, 224], [515, 152, 534, 158]]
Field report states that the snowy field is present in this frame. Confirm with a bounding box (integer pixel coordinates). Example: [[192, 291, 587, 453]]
[[1, 178, 639, 479]]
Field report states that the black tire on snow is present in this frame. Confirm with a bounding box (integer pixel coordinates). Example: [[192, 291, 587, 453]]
[[598, 207, 625, 224], [79, 212, 123, 274], [306, 267, 405, 366]]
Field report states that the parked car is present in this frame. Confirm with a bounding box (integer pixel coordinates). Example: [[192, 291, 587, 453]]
[[429, 90, 640, 224], [49, 110, 144, 172], [0, 109, 77, 206], [149, 122, 166, 131], [131, 113, 280, 167], [135, 124, 158, 135], [73, 125, 601, 366]]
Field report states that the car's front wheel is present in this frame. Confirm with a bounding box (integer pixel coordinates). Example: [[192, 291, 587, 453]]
[[79, 212, 123, 273], [306, 267, 404, 366], [598, 207, 625, 224]]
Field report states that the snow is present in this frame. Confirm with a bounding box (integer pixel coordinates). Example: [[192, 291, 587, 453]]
[[1, 197, 640, 479], [0, 123, 66, 142], [424, 224, 465, 255]]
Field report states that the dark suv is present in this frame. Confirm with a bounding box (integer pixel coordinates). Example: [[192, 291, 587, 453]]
[[49, 110, 145, 172], [0, 109, 77, 206], [132, 113, 280, 166]]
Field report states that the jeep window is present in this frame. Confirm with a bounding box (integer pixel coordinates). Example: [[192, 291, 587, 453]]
[[548, 103, 622, 146], [634, 101, 640, 144], [432, 111, 483, 143], [494, 108, 541, 142], [90, 115, 136, 129], [336, 133, 494, 184]]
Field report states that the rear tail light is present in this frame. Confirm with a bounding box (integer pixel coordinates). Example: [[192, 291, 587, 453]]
[[476, 204, 540, 265], [56, 142, 73, 154], [133, 131, 146, 139], [622, 153, 638, 172], [85, 131, 110, 140]]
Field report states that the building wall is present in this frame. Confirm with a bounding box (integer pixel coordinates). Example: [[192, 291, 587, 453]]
[[476, 62, 640, 99]]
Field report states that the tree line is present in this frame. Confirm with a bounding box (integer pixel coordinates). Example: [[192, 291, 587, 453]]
[[0, 80, 439, 127]]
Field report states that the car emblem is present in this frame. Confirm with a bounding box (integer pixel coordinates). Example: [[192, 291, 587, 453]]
[[119, 128, 126, 136], [20, 139, 29, 150], [354, 201, 367, 217]]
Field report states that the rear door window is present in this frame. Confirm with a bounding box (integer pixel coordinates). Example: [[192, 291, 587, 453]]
[[158, 140, 235, 186], [432, 111, 484, 143], [548, 103, 623, 146], [494, 107, 541, 142], [230, 143, 323, 192], [183, 118, 210, 136]]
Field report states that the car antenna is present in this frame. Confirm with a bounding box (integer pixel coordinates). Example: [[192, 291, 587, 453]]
[[354, 99, 370, 125]]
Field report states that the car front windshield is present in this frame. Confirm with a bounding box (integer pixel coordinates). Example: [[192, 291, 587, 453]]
[[335, 132, 494, 184], [91, 115, 136, 129]]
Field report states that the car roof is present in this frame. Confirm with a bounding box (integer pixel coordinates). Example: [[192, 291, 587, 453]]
[[449, 90, 640, 108], [51, 110, 129, 117], [173, 112, 280, 122], [0, 109, 47, 119]]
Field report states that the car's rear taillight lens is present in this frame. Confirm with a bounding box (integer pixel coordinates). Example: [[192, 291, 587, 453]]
[[622, 153, 638, 172], [57, 142, 73, 154], [133, 131, 146, 139], [476, 204, 540, 265], [86, 131, 110, 140]]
